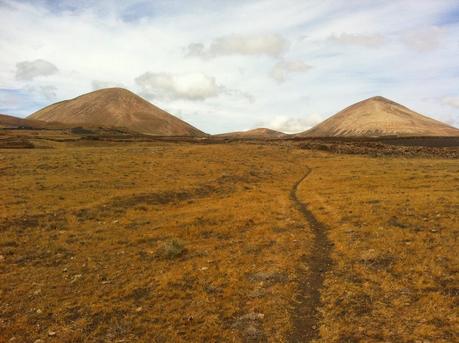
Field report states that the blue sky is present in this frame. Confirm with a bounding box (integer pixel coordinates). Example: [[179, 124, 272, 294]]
[[0, 0, 458, 133]]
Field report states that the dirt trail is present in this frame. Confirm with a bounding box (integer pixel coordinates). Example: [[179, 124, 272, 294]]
[[288, 167, 332, 342]]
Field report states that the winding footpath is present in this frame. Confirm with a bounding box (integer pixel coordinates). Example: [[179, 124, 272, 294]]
[[288, 167, 333, 342]]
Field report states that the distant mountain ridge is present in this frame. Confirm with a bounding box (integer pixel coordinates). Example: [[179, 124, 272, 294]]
[[28, 88, 206, 136], [300, 96, 459, 137], [5, 91, 458, 138], [215, 128, 286, 139]]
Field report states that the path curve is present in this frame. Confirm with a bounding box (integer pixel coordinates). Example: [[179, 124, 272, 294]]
[[288, 167, 332, 342]]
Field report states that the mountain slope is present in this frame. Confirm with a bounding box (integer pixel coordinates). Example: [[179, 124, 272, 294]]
[[0, 114, 49, 129], [300, 96, 459, 137], [28, 88, 206, 136], [215, 128, 286, 139]]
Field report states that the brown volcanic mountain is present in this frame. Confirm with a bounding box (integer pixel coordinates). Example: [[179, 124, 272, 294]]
[[300, 96, 459, 137], [0, 113, 49, 129], [216, 128, 286, 139], [28, 88, 205, 136]]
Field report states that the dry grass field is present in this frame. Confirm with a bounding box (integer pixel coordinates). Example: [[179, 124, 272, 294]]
[[1, 137, 458, 342], [0, 142, 314, 342], [302, 154, 459, 342]]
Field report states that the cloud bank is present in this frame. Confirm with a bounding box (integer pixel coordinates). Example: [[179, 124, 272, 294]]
[[135, 72, 221, 101], [15, 59, 58, 81], [0, 0, 458, 132], [187, 33, 290, 59]]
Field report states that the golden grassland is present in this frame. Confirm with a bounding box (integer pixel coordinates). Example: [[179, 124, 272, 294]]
[[1, 139, 458, 342], [301, 154, 459, 342], [0, 142, 314, 342]]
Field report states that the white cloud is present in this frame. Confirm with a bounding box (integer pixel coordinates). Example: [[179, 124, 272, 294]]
[[270, 60, 312, 83], [441, 96, 459, 109], [328, 33, 385, 48], [402, 26, 445, 52], [15, 59, 58, 81], [264, 114, 324, 134], [135, 72, 221, 101], [186, 33, 289, 59]]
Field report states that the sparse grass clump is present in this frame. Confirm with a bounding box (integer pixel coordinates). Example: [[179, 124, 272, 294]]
[[157, 239, 186, 259]]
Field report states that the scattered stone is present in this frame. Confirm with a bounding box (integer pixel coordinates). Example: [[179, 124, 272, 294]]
[[48, 330, 56, 336], [70, 274, 82, 283], [135, 306, 143, 312], [36, 309, 42, 314]]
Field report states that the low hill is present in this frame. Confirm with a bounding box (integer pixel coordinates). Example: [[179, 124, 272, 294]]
[[28, 88, 206, 136], [215, 128, 286, 139], [0, 114, 49, 129], [300, 96, 459, 137]]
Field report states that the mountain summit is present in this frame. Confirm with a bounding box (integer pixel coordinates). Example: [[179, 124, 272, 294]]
[[301, 96, 459, 137], [28, 88, 205, 136]]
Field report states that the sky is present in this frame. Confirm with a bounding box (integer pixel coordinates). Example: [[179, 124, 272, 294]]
[[0, 0, 458, 134]]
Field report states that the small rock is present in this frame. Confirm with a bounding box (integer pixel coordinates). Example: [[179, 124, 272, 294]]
[[48, 330, 56, 336], [33, 340, 43, 343], [0, 255, 5, 262], [70, 274, 82, 283], [36, 309, 42, 314], [135, 307, 143, 312]]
